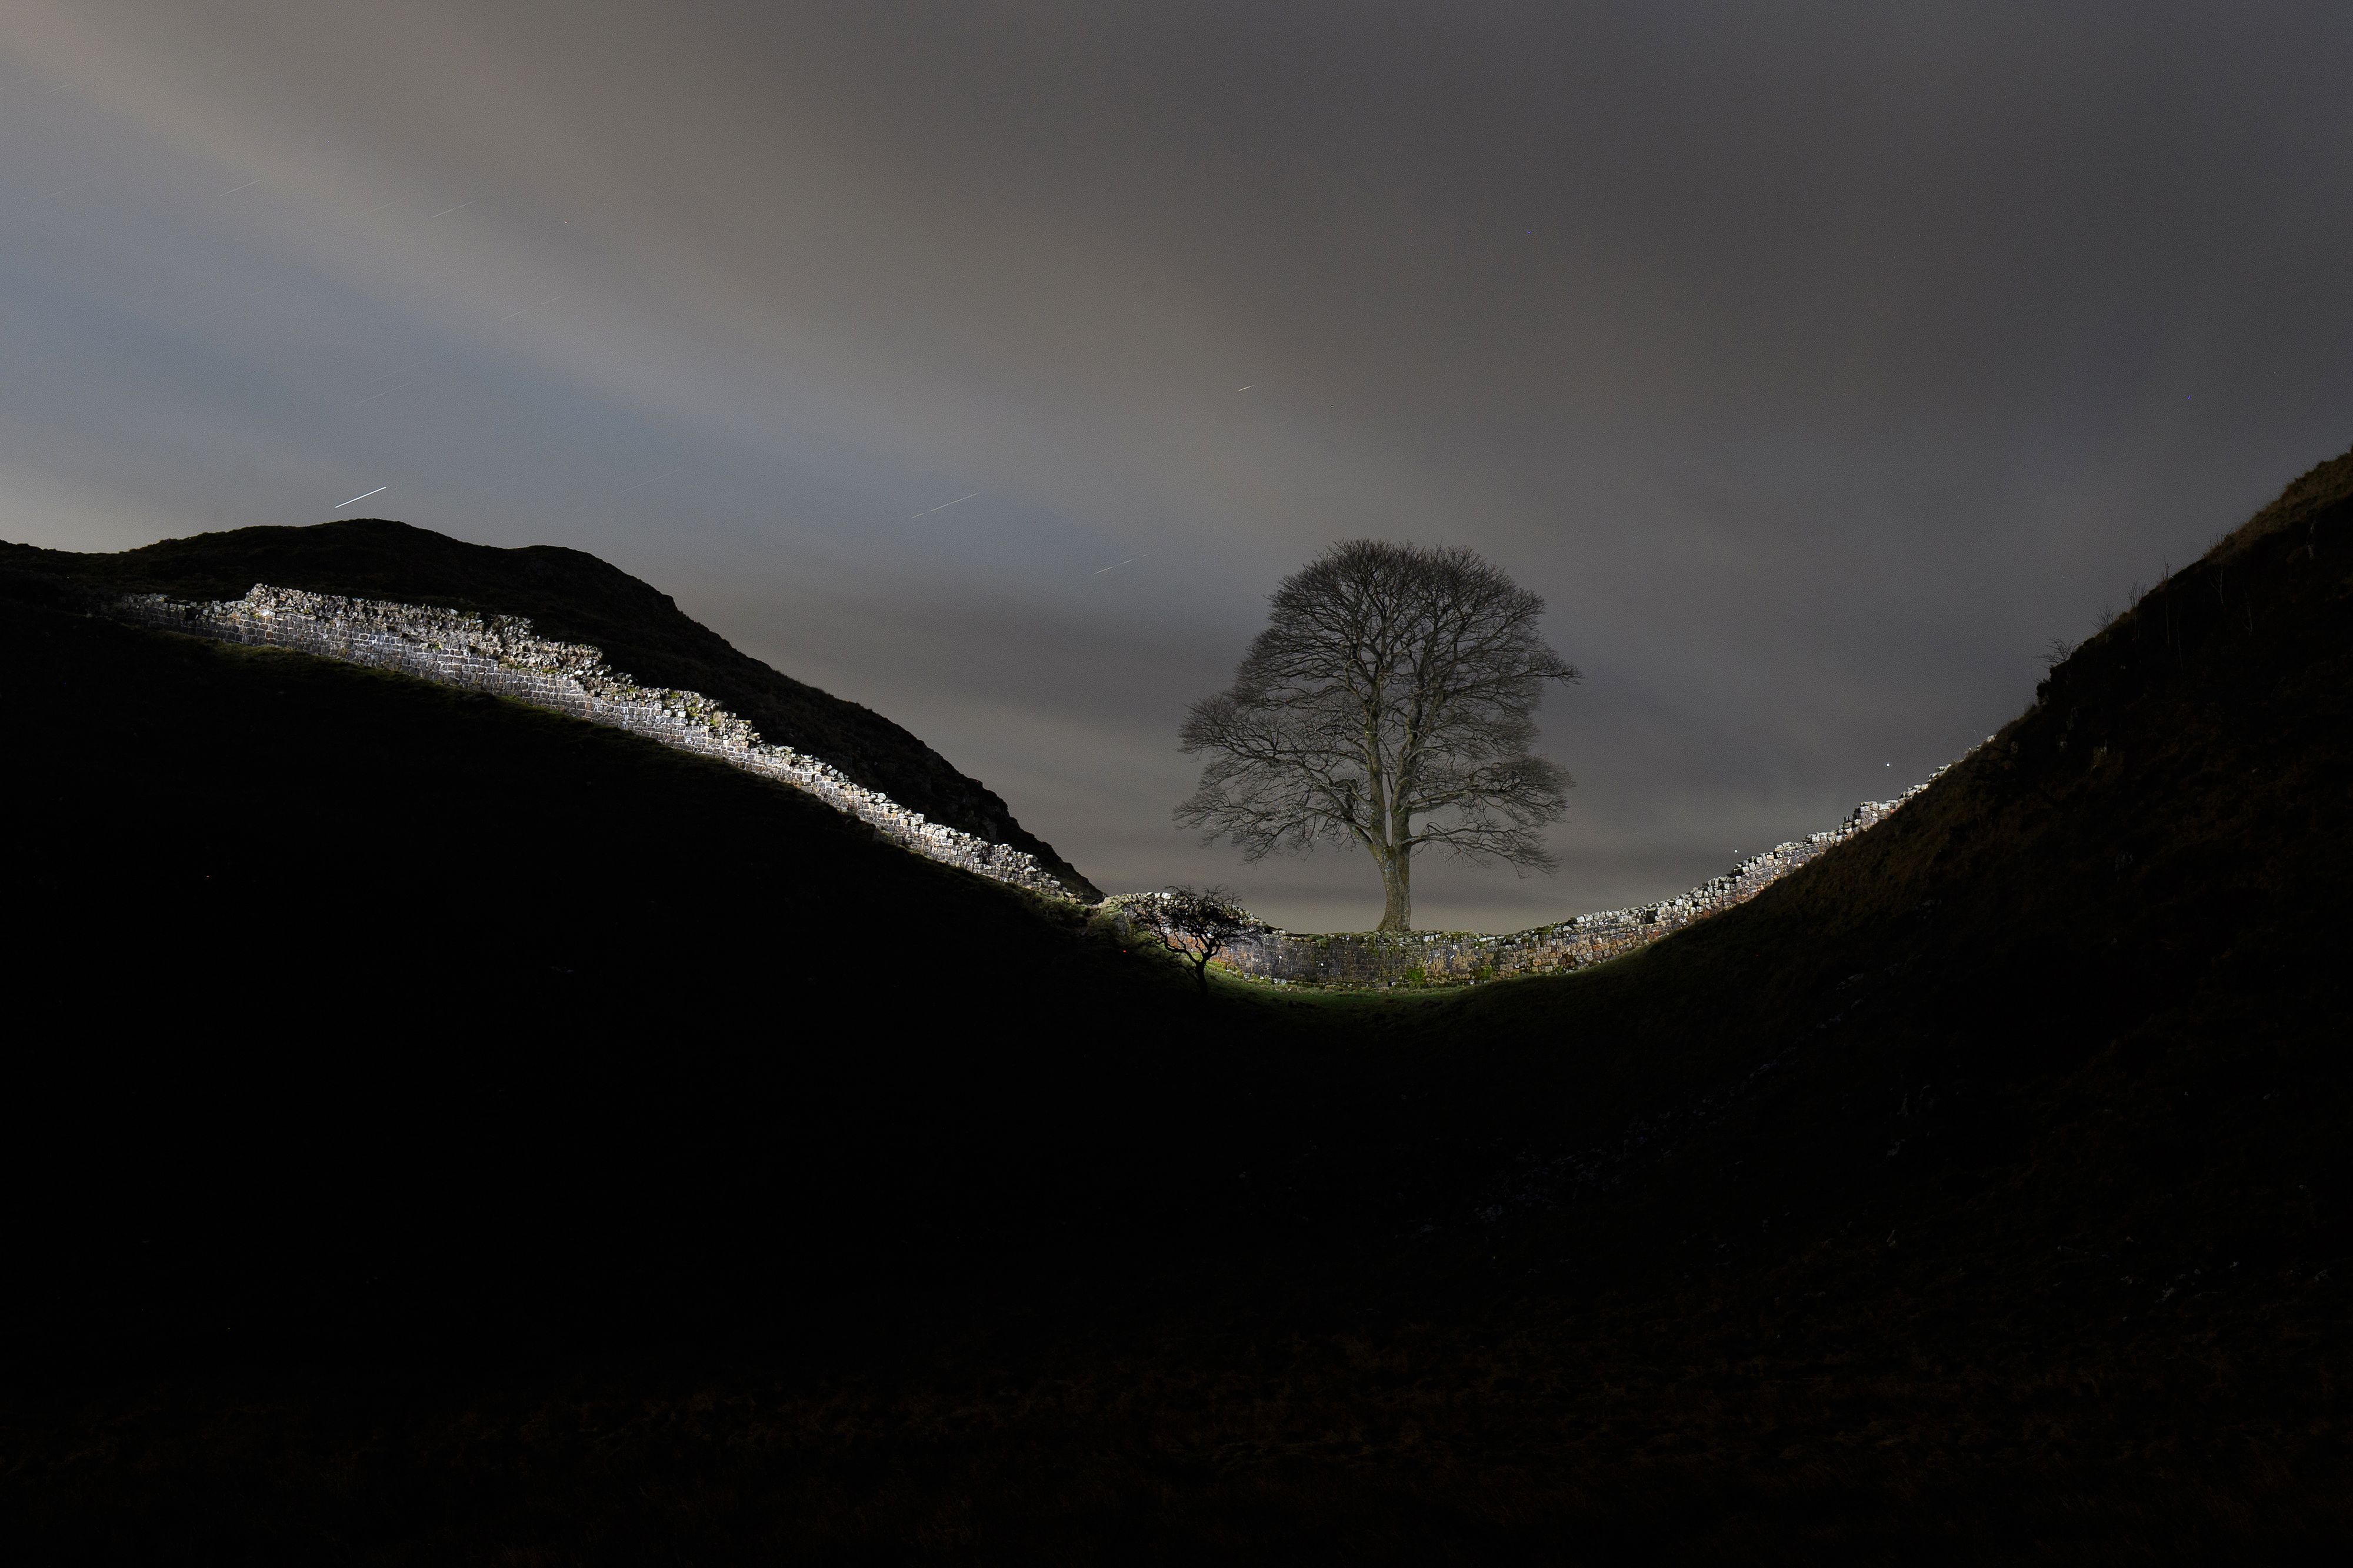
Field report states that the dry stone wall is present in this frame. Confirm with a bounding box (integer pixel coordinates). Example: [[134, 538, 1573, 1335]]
[[1214, 766, 1963, 987], [114, 584, 1071, 899], [112, 582, 1971, 981]]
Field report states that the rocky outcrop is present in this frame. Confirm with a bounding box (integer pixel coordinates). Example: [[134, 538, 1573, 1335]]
[[115, 585, 1072, 900]]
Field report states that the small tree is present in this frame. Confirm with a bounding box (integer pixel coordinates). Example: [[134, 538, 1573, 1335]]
[[1108, 885, 1261, 994], [1177, 541, 1578, 931]]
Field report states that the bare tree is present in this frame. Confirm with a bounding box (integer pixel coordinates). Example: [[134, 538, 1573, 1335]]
[[1176, 541, 1577, 932], [1105, 885, 1262, 994]]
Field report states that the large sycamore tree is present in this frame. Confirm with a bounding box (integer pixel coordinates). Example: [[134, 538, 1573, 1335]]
[[1177, 541, 1578, 932]]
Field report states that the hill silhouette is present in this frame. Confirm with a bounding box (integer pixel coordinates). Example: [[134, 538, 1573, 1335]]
[[0, 517, 1098, 898], [0, 583, 1239, 1367], [2, 447, 2348, 1561]]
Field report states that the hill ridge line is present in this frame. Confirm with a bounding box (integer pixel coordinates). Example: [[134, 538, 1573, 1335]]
[[113, 583, 1075, 900]]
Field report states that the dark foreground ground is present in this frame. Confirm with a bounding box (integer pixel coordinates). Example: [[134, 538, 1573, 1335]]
[[3, 451, 2350, 1562]]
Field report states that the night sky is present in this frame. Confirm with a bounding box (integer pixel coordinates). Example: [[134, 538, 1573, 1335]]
[[6, 3, 2349, 931]]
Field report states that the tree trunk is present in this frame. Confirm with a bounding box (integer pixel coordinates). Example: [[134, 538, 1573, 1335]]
[[1375, 845, 1412, 932]]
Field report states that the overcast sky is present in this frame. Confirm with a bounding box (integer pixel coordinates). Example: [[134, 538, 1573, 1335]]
[[6, 2, 2349, 930]]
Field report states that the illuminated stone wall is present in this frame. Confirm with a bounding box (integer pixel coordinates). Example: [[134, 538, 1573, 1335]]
[[114, 585, 1072, 900], [114, 582, 1966, 981], [1212, 771, 1955, 987]]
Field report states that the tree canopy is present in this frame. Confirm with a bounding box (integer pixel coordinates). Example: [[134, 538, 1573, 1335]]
[[1104, 885, 1264, 993], [1176, 541, 1577, 931]]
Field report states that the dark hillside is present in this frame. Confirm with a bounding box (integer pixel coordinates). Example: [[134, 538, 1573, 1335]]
[[0, 593, 1246, 1377], [2, 448, 2349, 1561], [1335, 442, 2353, 1260], [1112, 442, 2353, 1555], [0, 518, 1098, 898]]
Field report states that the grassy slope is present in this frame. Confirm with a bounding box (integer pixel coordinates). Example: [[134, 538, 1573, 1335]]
[[4, 448, 2350, 1561], [0, 518, 1098, 898]]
